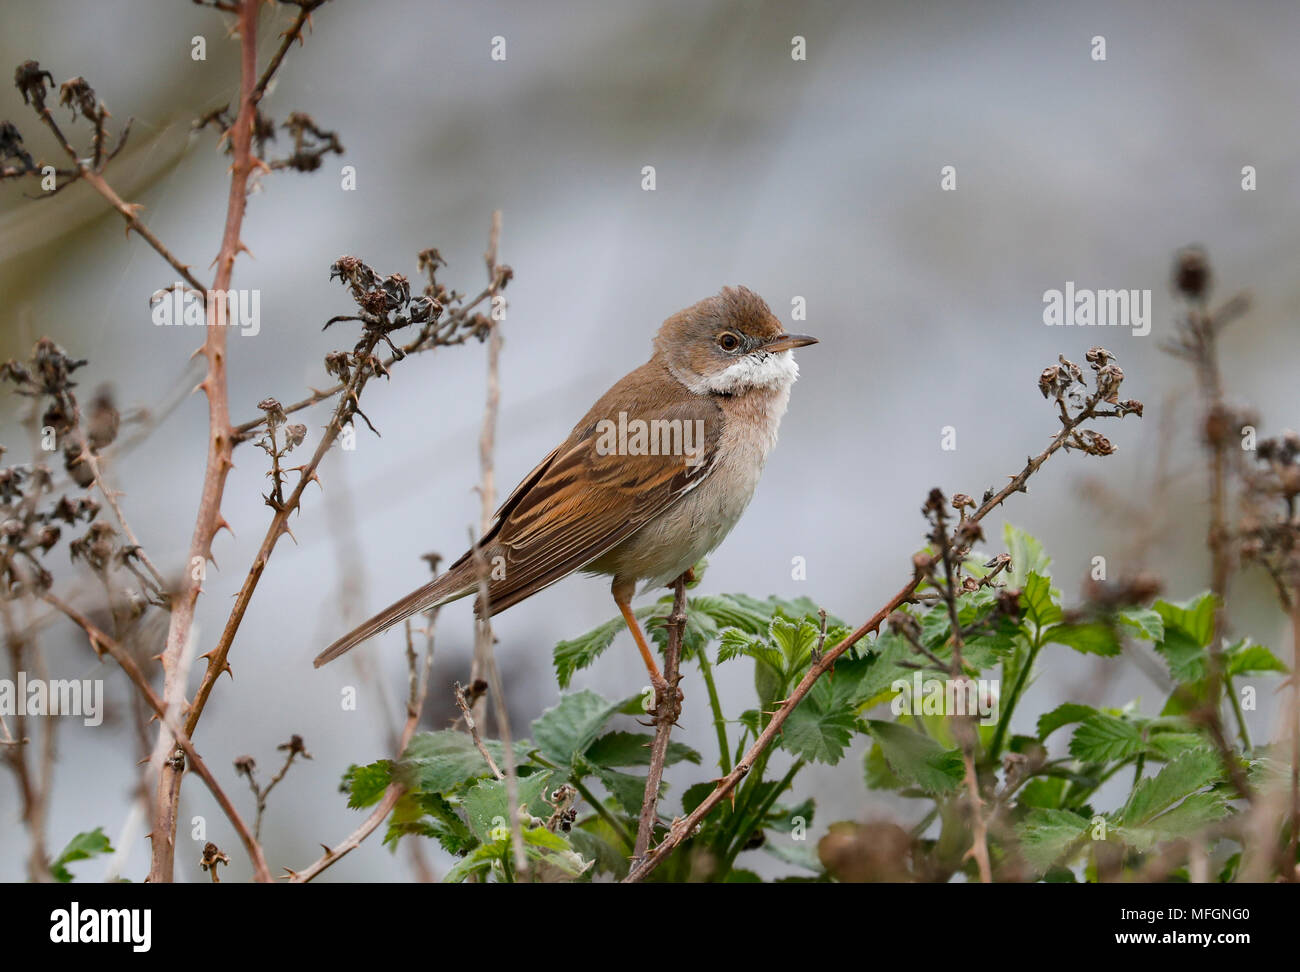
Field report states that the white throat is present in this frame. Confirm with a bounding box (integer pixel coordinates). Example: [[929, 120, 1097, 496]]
[[680, 350, 800, 396]]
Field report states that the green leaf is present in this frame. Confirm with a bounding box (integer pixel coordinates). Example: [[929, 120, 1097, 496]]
[[1225, 639, 1288, 676], [50, 827, 114, 883], [1016, 808, 1088, 872], [584, 731, 701, 769], [1121, 748, 1223, 827], [462, 771, 553, 843], [1155, 629, 1208, 683], [1045, 622, 1121, 657], [782, 683, 858, 764], [1144, 791, 1231, 836], [570, 824, 630, 879], [1069, 714, 1144, 763], [865, 720, 962, 794], [1004, 523, 1052, 587], [385, 791, 476, 855], [1037, 702, 1098, 740], [441, 842, 499, 883], [1018, 776, 1066, 809], [717, 627, 784, 672], [553, 613, 641, 689], [531, 690, 627, 768], [1146, 732, 1207, 761], [1155, 594, 1217, 648], [1021, 572, 1063, 629], [594, 765, 653, 816], [1119, 608, 1164, 642], [397, 730, 529, 794], [341, 760, 393, 809], [769, 616, 820, 671]]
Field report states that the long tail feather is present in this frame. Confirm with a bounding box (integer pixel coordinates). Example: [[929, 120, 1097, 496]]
[[314, 568, 475, 667]]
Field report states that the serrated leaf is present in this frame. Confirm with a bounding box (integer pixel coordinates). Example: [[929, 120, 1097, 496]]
[[1045, 622, 1121, 657], [1155, 593, 1217, 648], [769, 616, 819, 670], [1145, 731, 1206, 761], [1069, 713, 1143, 763], [462, 771, 554, 843], [50, 828, 114, 883], [397, 730, 529, 795], [584, 731, 700, 769], [385, 791, 476, 855], [865, 720, 963, 793], [1037, 702, 1098, 740], [782, 686, 857, 764], [1155, 629, 1207, 684], [594, 765, 653, 816], [1021, 572, 1063, 629], [531, 690, 626, 768], [1017, 808, 1089, 871], [1121, 748, 1222, 827], [441, 842, 498, 883], [717, 627, 784, 672], [341, 760, 392, 809], [1225, 639, 1288, 676], [1119, 607, 1164, 642], [553, 612, 645, 689]]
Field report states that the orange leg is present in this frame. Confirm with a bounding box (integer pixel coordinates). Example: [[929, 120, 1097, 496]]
[[612, 576, 664, 687]]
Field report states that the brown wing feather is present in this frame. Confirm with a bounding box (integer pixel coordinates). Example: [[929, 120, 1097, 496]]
[[459, 358, 722, 614]]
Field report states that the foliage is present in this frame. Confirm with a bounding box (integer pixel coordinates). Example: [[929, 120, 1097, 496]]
[[344, 527, 1291, 882]]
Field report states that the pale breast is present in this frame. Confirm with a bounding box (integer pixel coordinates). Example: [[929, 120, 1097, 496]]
[[592, 380, 793, 589]]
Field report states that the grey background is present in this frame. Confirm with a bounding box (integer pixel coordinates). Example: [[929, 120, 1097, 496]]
[[1, 0, 1297, 881]]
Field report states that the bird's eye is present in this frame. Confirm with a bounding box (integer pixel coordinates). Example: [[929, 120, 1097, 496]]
[[718, 332, 741, 352]]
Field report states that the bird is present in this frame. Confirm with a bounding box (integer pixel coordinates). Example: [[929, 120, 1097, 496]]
[[314, 286, 817, 704]]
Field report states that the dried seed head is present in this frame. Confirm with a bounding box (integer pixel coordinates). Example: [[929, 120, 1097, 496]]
[[1173, 245, 1211, 300]]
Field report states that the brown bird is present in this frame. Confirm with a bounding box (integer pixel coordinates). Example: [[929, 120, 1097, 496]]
[[315, 286, 816, 702]]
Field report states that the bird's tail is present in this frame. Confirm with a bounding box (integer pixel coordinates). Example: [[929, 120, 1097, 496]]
[[314, 564, 476, 668]]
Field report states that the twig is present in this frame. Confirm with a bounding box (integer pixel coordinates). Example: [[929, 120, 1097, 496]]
[[287, 602, 437, 882], [632, 574, 688, 862], [624, 370, 1127, 882], [454, 681, 503, 780], [931, 500, 992, 882], [43, 592, 272, 882], [149, 0, 260, 883], [466, 210, 527, 878]]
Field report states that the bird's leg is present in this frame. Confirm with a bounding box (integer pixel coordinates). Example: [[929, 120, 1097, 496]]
[[612, 576, 680, 713], [611, 576, 686, 722]]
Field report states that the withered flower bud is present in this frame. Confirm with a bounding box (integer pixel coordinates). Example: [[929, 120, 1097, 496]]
[[1173, 245, 1210, 300]]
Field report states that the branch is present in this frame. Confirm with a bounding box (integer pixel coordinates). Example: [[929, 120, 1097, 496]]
[[43, 593, 271, 882], [624, 370, 1131, 882], [632, 574, 687, 862], [287, 605, 437, 882], [149, 0, 258, 883]]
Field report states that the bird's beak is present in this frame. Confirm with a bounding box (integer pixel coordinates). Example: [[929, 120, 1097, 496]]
[[763, 333, 819, 353]]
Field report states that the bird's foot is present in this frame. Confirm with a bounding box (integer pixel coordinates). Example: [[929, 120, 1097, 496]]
[[650, 673, 684, 727]]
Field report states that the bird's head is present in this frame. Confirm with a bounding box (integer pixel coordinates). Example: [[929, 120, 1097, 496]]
[[655, 286, 818, 396]]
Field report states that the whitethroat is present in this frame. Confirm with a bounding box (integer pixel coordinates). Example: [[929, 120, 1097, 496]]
[[315, 286, 817, 703]]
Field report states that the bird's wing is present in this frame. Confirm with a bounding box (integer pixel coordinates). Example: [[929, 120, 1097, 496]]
[[472, 392, 722, 613]]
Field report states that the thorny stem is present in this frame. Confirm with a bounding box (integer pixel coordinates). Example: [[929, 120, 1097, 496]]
[[632, 575, 688, 863], [43, 593, 271, 881], [624, 374, 1126, 883], [149, 0, 259, 884]]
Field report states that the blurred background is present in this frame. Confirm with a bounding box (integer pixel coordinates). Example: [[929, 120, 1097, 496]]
[[1, 0, 1298, 881]]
